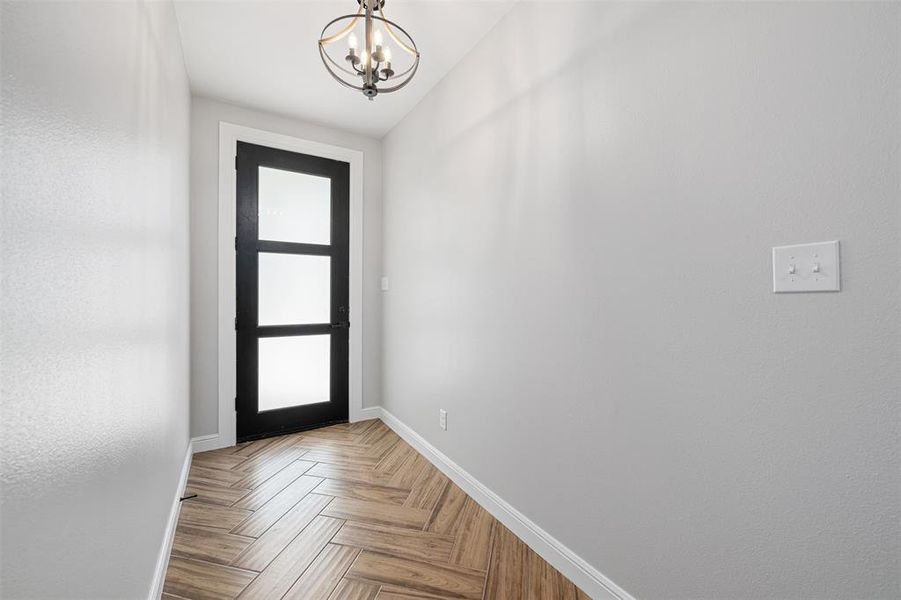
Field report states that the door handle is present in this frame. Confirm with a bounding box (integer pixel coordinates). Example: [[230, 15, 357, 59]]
[[330, 321, 350, 329]]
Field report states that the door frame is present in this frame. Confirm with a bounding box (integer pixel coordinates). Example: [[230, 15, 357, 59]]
[[215, 121, 365, 450]]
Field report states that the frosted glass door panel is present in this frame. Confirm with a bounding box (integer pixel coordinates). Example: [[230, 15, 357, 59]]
[[258, 167, 331, 244], [258, 336, 330, 411], [258, 253, 330, 325]]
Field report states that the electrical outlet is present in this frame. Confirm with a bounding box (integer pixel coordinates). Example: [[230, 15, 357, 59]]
[[439, 409, 447, 431]]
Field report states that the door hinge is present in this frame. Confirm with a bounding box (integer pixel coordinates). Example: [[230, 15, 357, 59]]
[[234, 236, 237, 251], [234, 155, 238, 170], [234, 397, 237, 411], [234, 316, 238, 330]]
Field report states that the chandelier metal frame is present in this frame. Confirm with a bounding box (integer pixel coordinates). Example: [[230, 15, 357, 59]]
[[318, 0, 420, 99]]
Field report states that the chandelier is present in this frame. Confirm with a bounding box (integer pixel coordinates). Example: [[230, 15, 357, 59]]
[[318, 0, 420, 100]]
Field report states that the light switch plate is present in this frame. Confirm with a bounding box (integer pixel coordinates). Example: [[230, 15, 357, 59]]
[[772, 241, 840, 293], [381, 276, 389, 291]]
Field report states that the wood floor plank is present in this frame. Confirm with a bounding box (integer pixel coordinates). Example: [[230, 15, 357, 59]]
[[449, 497, 496, 571], [387, 452, 430, 489], [282, 543, 361, 600], [484, 525, 527, 600], [184, 482, 252, 507], [363, 432, 400, 460], [359, 420, 392, 445], [232, 493, 334, 571], [403, 466, 448, 511], [298, 432, 372, 446], [233, 443, 306, 478], [232, 460, 314, 510], [308, 462, 398, 487], [525, 547, 577, 600], [301, 448, 383, 468], [235, 433, 300, 463], [296, 437, 372, 452], [230, 449, 308, 490], [232, 436, 280, 458], [208, 441, 252, 456], [230, 474, 323, 537], [333, 521, 455, 563], [426, 482, 468, 536], [315, 478, 410, 506], [322, 497, 431, 530], [376, 440, 415, 474], [178, 502, 253, 531], [346, 419, 379, 434], [323, 422, 353, 430], [188, 464, 248, 488], [171, 525, 255, 565], [192, 451, 249, 471], [329, 578, 381, 600], [347, 551, 485, 600], [389, 451, 428, 488], [163, 557, 257, 600], [377, 587, 459, 599], [237, 516, 344, 600], [301, 429, 370, 444]]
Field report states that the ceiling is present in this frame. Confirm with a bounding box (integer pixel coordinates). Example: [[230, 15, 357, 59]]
[[173, 1, 516, 138]]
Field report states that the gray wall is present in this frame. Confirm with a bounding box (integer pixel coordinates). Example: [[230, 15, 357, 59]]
[[381, 3, 900, 599], [189, 97, 383, 437], [0, 1, 191, 598]]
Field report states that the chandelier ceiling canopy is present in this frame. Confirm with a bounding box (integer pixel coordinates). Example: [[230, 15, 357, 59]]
[[318, 0, 420, 100]]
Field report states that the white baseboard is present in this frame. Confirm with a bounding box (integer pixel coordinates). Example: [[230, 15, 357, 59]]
[[377, 407, 634, 600], [351, 406, 382, 423], [191, 433, 222, 453], [148, 441, 193, 600]]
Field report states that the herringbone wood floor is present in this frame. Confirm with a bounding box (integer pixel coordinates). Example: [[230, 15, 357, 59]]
[[164, 419, 590, 599]]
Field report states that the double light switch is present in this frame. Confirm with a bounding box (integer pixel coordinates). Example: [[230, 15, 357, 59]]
[[772, 241, 840, 293]]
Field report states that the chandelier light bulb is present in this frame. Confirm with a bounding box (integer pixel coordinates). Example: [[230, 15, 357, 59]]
[[347, 33, 358, 50], [383, 46, 392, 63], [373, 29, 384, 47]]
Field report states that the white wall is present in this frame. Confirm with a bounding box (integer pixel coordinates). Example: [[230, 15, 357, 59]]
[[382, 3, 900, 599], [189, 97, 383, 437], [0, 1, 191, 598]]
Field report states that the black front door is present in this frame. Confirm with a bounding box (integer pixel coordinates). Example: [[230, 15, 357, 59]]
[[235, 141, 350, 442]]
